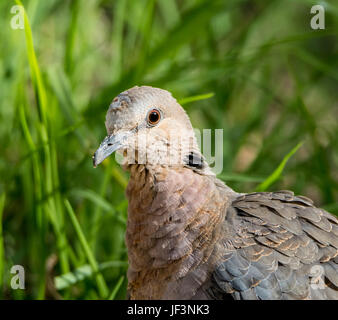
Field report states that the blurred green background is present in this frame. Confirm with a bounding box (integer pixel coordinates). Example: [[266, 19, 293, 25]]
[[0, 0, 337, 299]]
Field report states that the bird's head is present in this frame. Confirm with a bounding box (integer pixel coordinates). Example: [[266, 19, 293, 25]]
[[93, 86, 210, 173]]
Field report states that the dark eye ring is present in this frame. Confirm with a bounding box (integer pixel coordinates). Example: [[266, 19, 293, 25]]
[[147, 109, 161, 126]]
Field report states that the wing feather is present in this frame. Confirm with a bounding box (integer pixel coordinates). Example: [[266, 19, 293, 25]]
[[211, 191, 338, 300]]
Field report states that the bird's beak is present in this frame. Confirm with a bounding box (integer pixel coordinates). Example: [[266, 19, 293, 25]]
[[93, 131, 129, 167]]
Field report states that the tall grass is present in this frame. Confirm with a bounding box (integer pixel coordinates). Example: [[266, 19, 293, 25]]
[[0, 0, 337, 299]]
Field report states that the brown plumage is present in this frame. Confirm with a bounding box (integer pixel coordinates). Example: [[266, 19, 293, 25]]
[[93, 86, 338, 300]]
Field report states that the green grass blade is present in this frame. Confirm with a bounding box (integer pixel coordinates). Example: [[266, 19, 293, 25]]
[[218, 173, 265, 183], [132, 0, 156, 81], [146, 0, 224, 71], [255, 142, 304, 192], [17, 0, 71, 278], [55, 261, 127, 291], [72, 189, 126, 225], [16, 0, 48, 125], [111, 161, 128, 189], [64, 199, 109, 298], [64, 0, 79, 74], [157, 0, 180, 28], [72, 189, 115, 212], [111, 0, 127, 82], [19, 103, 46, 299], [19, 103, 43, 227], [178, 92, 215, 105], [109, 276, 125, 300], [0, 193, 5, 291]]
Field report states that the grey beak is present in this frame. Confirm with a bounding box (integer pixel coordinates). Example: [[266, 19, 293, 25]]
[[93, 132, 128, 167]]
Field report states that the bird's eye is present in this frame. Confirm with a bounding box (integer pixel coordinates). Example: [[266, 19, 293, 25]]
[[147, 109, 161, 126]]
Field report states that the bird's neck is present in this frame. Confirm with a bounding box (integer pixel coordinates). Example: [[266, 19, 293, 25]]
[[124, 163, 231, 299]]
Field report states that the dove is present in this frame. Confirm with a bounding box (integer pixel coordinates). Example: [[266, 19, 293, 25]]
[[93, 85, 338, 300]]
